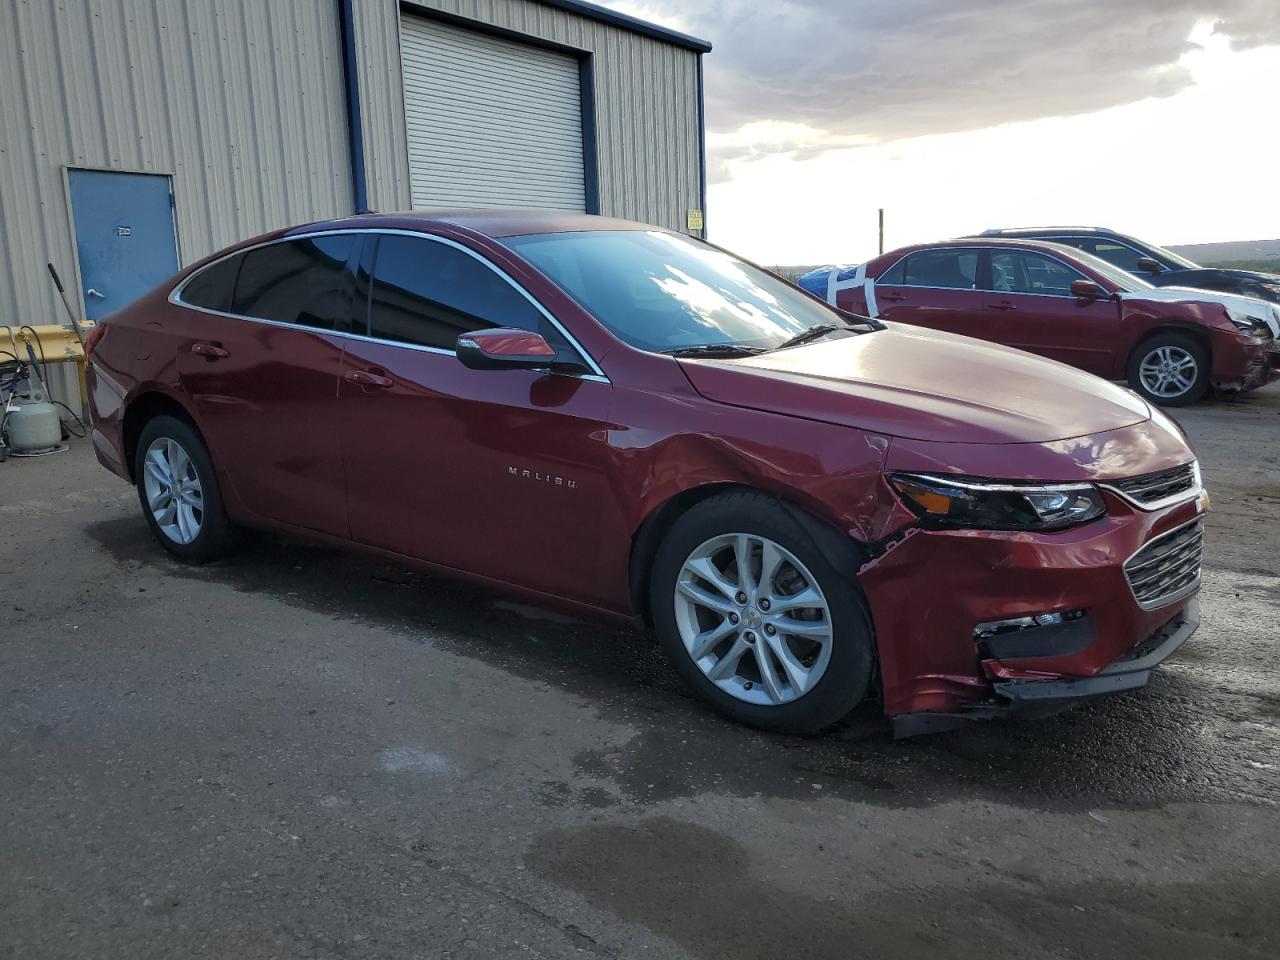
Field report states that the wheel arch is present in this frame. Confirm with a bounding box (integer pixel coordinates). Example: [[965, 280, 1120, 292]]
[[627, 482, 870, 626], [1128, 321, 1213, 371], [121, 390, 203, 483]]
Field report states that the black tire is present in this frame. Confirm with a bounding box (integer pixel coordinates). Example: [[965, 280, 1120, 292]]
[[649, 491, 875, 735], [133, 415, 237, 562], [1127, 332, 1209, 407]]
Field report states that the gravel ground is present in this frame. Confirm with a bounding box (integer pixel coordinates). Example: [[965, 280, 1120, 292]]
[[2, 388, 1278, 959]]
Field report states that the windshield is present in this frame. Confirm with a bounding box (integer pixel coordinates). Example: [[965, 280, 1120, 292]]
[[502, 230, 859, 354], [1042, 243, 1154, 292], [1144, 241, 1200, 270]]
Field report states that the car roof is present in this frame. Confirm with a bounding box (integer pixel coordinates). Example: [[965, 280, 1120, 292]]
[[975, 227, 1123, 238], [885, 237, 1091, 255], [280, 209, 656, 240]]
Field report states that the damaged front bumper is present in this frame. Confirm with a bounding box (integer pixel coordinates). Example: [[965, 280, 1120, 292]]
[[890, 600, 1198, 737]]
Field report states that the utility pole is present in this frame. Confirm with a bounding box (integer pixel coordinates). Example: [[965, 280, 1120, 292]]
[[878, 208, 885, 255]]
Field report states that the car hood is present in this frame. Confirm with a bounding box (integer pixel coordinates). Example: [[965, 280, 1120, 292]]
[[678, 323, 1152, 444], [1124, 286, 1280, 336]]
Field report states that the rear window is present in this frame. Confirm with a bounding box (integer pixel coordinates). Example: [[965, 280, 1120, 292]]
[[232, 235, 359, 331], [179, 254, 243, 312]]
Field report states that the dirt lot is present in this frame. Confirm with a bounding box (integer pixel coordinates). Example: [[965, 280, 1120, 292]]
[[2, 389, 1278, 960]]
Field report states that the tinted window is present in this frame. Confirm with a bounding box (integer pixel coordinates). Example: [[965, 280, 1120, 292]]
[[503, 230, 853, 354], [990, 251, 1086, 295], [232, 235, 358, 330], [902, 249, 978, 289], [181, 253, 243, 312], [1088, 241, 1148, 272], [877, 257, 906, 285], [366, 235, 544, 350]]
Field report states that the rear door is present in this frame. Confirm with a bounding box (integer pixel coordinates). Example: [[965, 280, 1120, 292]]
[[981, 248, 1121, 376], [174, 234, 359, 536], [338, 232, 618, 607], [872, 248, 989, 338]]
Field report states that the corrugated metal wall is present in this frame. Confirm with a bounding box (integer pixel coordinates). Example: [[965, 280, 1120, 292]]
[[351, 0, 703, 234], [0, 0, 352, 327]]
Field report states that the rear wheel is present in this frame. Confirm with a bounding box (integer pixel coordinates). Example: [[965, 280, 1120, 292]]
[[134, 415, 237, 562], [650, 492, 874, 735], [1127, 333, 1208, 406]]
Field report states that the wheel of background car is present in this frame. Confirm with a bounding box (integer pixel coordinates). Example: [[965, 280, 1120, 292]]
[[650, 491, 874, 735], [134, 415, 238, 562], [1127, 333, 1209, 407]]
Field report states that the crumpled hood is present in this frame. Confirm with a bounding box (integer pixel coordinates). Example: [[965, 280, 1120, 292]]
[[678, 323, 1152, 445], [1124, 286, 1280, 336]]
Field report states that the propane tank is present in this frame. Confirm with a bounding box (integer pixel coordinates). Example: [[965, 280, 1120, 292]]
[[6, 399, 62, 454]]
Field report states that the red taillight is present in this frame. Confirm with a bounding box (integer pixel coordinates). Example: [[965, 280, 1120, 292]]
[[84, 322, 106, 356]]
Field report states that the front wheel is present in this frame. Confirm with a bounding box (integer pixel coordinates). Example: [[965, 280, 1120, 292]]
[[1127, 333, 1208, 406], [134, 415, 238, 562], [650, 492, 874, 735]]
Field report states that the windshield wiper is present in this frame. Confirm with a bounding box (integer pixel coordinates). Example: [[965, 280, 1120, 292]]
[[770, 324, 844, 351], [666, 344, 768, 359]]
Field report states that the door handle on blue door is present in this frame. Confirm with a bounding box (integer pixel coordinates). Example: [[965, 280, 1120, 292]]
[[344, 369, 393, 389], [191, 341, 229, 359]]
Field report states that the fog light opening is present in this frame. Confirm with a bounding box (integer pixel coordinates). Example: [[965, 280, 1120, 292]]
[[974, 609, 1086, 639]]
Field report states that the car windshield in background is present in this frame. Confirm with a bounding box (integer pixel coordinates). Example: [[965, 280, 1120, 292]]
[[503, 230, 862, 354], [1147, 241, 1201, 270], [1042, 243, 1155, 292]]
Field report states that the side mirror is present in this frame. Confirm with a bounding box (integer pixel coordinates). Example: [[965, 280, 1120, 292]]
[[456, 328, 557, 371], [1070, 279, 1107, 300], [1136, 257, 1163, 275]]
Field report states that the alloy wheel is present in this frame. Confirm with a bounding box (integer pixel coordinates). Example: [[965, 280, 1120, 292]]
[[673, 533, 833, 706], [142, 437, 204, 545], [1138, 345, 1198, 399]]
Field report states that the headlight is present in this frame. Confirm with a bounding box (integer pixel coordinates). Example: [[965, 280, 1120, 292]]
[[889, 473, 1106, 531], [1226, 308, 1269, 336]]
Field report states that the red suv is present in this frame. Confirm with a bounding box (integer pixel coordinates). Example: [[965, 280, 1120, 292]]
[[88, 212, 1206, 736], [800, 239, 1279, 406]]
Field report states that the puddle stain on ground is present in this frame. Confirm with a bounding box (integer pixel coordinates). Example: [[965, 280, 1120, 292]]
[[87, 517, 1280, 812], [527, 816, 1280, 960]]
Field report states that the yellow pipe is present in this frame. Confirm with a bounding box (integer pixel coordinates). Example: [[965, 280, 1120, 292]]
[[9, 323, 92, 413]]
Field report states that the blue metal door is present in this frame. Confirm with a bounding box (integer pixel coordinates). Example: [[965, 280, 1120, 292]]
[[67, 170, 179, 321]]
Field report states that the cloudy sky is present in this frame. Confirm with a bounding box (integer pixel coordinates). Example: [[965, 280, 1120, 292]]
[[606, 0, 1280, 265]]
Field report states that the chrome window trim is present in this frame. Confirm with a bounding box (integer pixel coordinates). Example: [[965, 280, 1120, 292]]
[[1099, 462, 1202, 512], [1122, 515, 1204, 611], [169, 227, 610, 382], [873, 245, 1107, 301], [871, 246, 984, 293]]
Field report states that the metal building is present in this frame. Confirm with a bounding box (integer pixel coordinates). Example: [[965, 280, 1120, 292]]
[[0, 0, 710, 328]]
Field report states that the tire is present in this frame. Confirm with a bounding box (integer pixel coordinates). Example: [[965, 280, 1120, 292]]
[[134, 414, 237, 562], [1127, 333, 1209, 407], [649, 491, 874, 735]]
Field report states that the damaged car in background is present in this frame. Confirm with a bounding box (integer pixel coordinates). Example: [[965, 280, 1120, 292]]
[[799, 238, 1279, 406], [88, 211, 1206, 736]]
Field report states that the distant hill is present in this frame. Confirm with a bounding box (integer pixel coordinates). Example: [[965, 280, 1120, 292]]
[[1167, 239, 1280, 268]]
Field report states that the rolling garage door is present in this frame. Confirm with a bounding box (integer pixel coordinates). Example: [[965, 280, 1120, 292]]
[[400, 16, 587, 211]]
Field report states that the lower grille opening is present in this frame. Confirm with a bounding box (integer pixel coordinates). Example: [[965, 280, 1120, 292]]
[[1124, 518, 1203, 609]]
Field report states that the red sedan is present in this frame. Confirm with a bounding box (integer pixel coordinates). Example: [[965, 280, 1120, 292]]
[[800, 238, 1279, 406], [87, 211, 1205, 736]]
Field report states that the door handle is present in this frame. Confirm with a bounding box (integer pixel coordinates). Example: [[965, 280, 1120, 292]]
[[86, 288, 105, 299], [987, 302, 1017, 311], [879, 292, 906, 302], [190, 341, 229, 359], [344, 368, 393, 389]]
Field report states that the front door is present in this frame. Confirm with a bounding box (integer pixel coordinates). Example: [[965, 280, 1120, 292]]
[[983, 248, 1121, 377], [67, 169, 180, 321], [872, 247, 988, 338], [338, 232, 617, 607]]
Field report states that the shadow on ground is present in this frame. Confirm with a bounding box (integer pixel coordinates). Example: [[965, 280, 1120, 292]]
[[88, 516, 1280, 812]]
